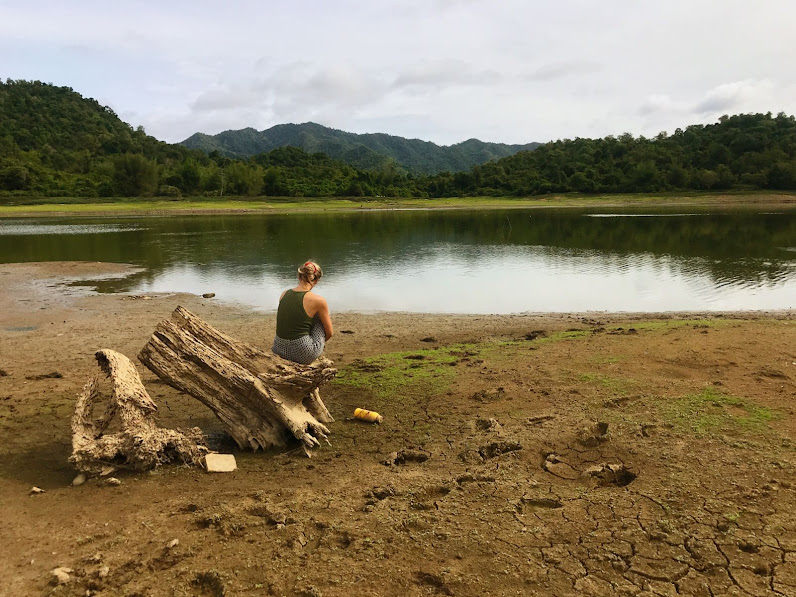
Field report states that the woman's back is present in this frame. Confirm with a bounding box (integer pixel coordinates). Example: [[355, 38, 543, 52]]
[[276, 289, 314, 340]]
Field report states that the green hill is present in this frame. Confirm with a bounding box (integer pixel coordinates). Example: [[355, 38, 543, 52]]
[[0, 79, 199, 196], [180, 122, 540, 174], [0, 80, 426, 198], [425, 113, 796, 196]]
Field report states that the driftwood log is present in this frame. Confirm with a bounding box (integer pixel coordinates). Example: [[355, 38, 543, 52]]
[[138, 306, 337, 456], [70, 349, 208, 474]]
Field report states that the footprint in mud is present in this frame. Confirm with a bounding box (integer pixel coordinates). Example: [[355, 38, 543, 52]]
[[543, 452, 637, 487], [192, 571, 225, 597], [383, 448, 430, 466], [478, 440, 522, 460], [414, 571, 453, 595], [519, 495, 563, 510], [471, 387, 505, 403], [582, 463, 637, 487]]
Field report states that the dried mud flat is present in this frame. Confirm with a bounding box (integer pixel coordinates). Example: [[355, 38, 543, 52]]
[[1, 263, 795, 597]]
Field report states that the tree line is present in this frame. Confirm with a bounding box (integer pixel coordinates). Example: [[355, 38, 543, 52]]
[[1, 80, 795, 199]]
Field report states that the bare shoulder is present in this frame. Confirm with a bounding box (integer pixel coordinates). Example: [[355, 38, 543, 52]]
[[307, 292, 328, 308]]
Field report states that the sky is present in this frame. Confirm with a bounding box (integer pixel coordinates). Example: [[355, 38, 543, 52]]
[[2, 0, 796, 146]]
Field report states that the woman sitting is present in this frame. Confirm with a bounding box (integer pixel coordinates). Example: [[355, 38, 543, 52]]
[[272, 261, 333, 364]]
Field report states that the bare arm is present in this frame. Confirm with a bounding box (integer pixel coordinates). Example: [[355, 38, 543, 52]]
[[314, 297, 333, 341]]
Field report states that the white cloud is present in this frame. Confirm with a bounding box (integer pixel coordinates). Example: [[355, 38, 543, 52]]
[[694, 80, 777, 115]]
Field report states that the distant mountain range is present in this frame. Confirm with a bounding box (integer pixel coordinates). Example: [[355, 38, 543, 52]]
[[180, 122, 540, 174]]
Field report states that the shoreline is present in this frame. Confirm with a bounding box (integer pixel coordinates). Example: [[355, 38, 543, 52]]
[[1, 192, 795, 217], [1, 261, 793, 321]]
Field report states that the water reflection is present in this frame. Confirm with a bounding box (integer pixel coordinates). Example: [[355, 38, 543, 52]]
[[0, 207, 794, 313]]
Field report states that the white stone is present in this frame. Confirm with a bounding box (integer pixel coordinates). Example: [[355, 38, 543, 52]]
[[29, 486, 45, 495], [72, 473, 87, 486], [51, 567, 73, 585], [166, 538, 179, 549], [106, 477, 121, 486], [205, 453, 237, 473]]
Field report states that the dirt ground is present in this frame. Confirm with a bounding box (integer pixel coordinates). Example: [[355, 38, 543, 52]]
[[1, 262, 795, 597]]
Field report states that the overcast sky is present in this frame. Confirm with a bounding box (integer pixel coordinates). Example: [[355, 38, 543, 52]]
[[2, 0, 795, 145]]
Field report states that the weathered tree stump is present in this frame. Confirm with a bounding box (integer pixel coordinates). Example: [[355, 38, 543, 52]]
[[70, 349, 208, 475], [138, 306, 337, 456]]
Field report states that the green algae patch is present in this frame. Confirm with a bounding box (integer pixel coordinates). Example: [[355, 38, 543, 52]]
[[333, 346, 462, 401], [579, 372, 635, 394], [660, 387, 779, 436]]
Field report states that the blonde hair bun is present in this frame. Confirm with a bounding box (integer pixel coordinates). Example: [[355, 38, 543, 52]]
[[298, 261, 323, 283]]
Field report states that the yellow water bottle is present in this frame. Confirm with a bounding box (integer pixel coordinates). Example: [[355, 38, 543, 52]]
[[354, 408, 383, 424]]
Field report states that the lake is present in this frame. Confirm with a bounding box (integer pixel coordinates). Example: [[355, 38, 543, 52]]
[[1, 207, 794, 313]]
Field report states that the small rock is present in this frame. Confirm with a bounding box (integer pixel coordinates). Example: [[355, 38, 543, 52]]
[[205, 453, 237, 473], [524, 330, 547, 341], [99, 465, 117, 476], [543, 454, 580, 480], [202, 293, 216, 299], [420, 336, 437, 343], [166, 538, 179, 549], [475, 417, 501, 431], [367, 485, 396, 500], [25, 371, 63, 380], [0, 369, 8, 376], [142, 296, 152, 300], [106, 477, 121, 486], [72, 473, 87, 486], [50, 567, 73, 585], [97, 565, 110, 579], [576, 421, 609, 447], [527, 414, 555, 425], [29, 486, 45, 495]]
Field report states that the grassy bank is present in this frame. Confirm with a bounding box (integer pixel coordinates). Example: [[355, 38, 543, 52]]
[[0, 191, 794, 217]]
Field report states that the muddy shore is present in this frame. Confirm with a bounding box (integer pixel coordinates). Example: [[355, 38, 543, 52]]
[[1, 262, 795, 596]]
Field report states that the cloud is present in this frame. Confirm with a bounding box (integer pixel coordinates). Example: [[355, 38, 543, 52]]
[[639, 94, 689, 116], [641, 80, 779, 120], [694, 79, 775, 115], [392, 60, 502, 90], [192, 87, 263, 112], [525, 61, 602, 82]]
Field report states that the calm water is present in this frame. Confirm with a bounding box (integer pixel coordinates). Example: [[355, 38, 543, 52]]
[[1, 207, 795, 313]]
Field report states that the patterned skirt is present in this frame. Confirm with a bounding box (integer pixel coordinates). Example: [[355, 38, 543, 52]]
[[272, 317, 326, 364]]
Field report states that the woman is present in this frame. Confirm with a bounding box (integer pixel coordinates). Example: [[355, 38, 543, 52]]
[[272, 261, 333, 364]]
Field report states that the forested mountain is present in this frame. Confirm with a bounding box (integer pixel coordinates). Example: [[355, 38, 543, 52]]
[[181, 122, 540, 174], [0, 79, 200, 196], [1, 79, 795, 199], [424, 113, 796, 196], [0, 80, 424, 198]]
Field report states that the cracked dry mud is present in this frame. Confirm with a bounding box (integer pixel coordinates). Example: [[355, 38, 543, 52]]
[[1, 263, 795, 596]]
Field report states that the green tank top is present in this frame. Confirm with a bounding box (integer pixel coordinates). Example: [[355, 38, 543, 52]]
[[276, 289, 314, 340]]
